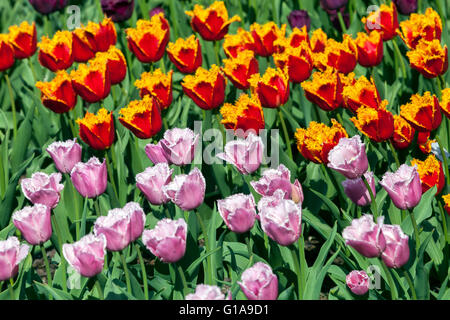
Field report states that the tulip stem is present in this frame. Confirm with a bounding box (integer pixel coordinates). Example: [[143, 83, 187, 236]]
[[169, 0, 180, 39], [435, 135, 450, 193], [9, 278, 14, 300], [133, 136, 144, 174], [195, 211, 213, 285], [105, 151, 120, 205], [177, 263, 189, 296], [94, 198, 101, 216], [298, 234, 307, 299], [245, 235, 253, 262], [278, 108, 294, 161], [387, 140, 400, 169], [95, 277, 104, 300], [437, 200, 449, 245], [120, 250, 132, 296], [337, 11, 347, 34], [66, 173, 80, 240], [290, 246, 303, 300], [50, 214, 68, 293], [392, 39, 407, 80], [135, 243, 149, 300], [4, 74, 17, 140], [40, 244, 53, 291], [381, 260, 398, 300], [409, 209, 421, 252], [214, 41, 221, 66], [362, 174, 378, 219], [403, 269, 417, 300]]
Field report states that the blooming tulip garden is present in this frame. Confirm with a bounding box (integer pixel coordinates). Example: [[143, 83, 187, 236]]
[[1, 0, 450, 302]]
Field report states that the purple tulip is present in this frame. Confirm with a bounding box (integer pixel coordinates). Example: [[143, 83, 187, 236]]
[[101, 0, 135, 22], [28, 0, 68, 15], [379, 164, 422, 210], [238, 262, 278, 300], [70, 157, 107, 198], [346, 270, 370, 295], [217, 193, 257, 233], [217, 133, 263, 175], [186, 284, 231, 300], [342, 214, 386, 258], [257, 189, 302, 246], [94, 202, 146, 251], [63, 234, 107, 278], [327, 135, 368, 179], [136, 163, 173, 205], [149, 7, 165, 18], [21, 172, 64, 209], [320, 0, 348, 10], [163, 167, 206, 211], [0, 237, 30, 281], [12, 204, 52, 246], [393, 0, 417, 15], [47, 138, 82, 174], [251, 164, 303, 203], [342, 172, 376, 207], [381, 224, 410, 268], [145, 141, 169, 165], [142, 218, 187, 263], [160, 128, 199, 166], [288, 10, 311, 31]]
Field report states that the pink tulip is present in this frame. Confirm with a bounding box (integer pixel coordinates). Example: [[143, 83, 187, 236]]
[[346, 270, 370, 295], [186, 284, 231, 300], [217, 193, 257, 233], [70, 157, 107, 198], [21, 172, 64, 209], [12, 204, 52, 245], [379, 164, 422, 210], [136, 163, 173, 205], [216, 133, 263, 174], [0, 237, 30, 281], [342, 214, 386, 258], [145, 141, 169, 164], [251, 164, 304, 203], [142, 218, 187, 263], [381, 224, 410, 268], [160, 128, 199, 166], [46, 138, 82, 174], [238, 262, 278, 300], [327, 135, 368, 179], [62, 233, 107, 277], [257, 189, 302, 246], [342, 172, 376, 207], [163, 167, 206, 211], [94, 202, 146, 251]]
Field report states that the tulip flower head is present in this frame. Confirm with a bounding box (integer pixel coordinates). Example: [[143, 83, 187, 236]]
[[250, 22, 286, 57], [101, 0, 135, 22], [70, 157, 108, 198], [273, 41, 313, 84], [238, 262, 278, 300], [186, 284, 231, 300], [91, 46, 127, 85], [223, 28, 255, 58], [46, 138, 82, 174], [407, 39, 448, 79], [145, 141, 170, 165], [398, 8, 442, 49], [351, 102, 394, 142], [135, 69, 173, 110], [288, 10, 311, 31], [217, 193, 257, 233], [355, 31, 383, 68], [257, 189, 302, 246], [63, 233, 107, 277], [342, 214, 386, 258], [222, 50, 259, 90], [440, 88, 450, 119], [35, 70, 77, 114], [38, 31, 73, 72], [346, 270, 370, 295], [249, 68, 290, 109], [342, 75, 381, 113], [28, 0, 68, 15], [327, 135, 369, 179], [77, 108, 115, 150], [70, 61, 111, 103], [8, 21, 37, 59], [442, 194, 450, 215], [167, 35, 203, 74], [142, 218, 187, 263], [0, 34, 15, 72], [158, 127, 199, 166], [0, 237, 30, 281], [136, 163, 173, 205], [21, 172, 64, 209], [391, 115, 415, 150], [342, 172, 376, 207], [393, 0, 417, 15], [362, 2, 399, 41], [400, 92, 442, 132], [12, 204, 52, 246], [217, 132, 263, 175], [411, 154, 445, 195], [380, 224, 410, 268]]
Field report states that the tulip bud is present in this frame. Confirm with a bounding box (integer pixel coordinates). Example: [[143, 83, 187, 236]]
[[136, 163, 173, 205], [327, 135, 369, 179], [381, 224, 410, 268], [217, 133, 263, 175], [163, 167, 206, 211], [94, 202, 145, 251], [70, 157, 108, 198], [21, 172, 64, 209], [46, 138, 82, 174], [217, 193, 257, 233], [257, 189, 302, 246], [186, 284, 231, 300], [159, 128, 199, 166], [342, 172, 376, 207], [101, 0, 135, 22], [0, 237, 30, 281], [238, 262, 278, 300], [142, 218, 187, 263], [342, 214, 386, 258], [63, 234, 107, 277], [379, 164, 422, 210], [346, 270, 370, 295], [13, 204, 52, 246], [288, 10, 311, 31]]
